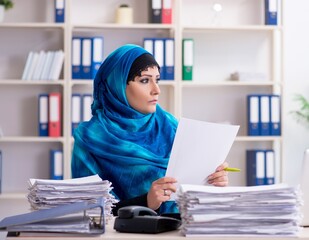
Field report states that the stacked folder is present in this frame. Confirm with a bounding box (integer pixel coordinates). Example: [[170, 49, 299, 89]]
[[27, 175, 118, 221], [177, 184, 302, 237]]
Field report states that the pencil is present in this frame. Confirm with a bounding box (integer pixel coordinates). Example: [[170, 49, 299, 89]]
[[224, 167, 241, 172]]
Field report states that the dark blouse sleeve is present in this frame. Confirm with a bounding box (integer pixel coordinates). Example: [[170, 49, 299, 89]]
[[112, 194, 160, 216]]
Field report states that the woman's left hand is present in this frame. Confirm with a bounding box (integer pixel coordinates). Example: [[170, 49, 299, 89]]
[[206, 161, 229, 187]]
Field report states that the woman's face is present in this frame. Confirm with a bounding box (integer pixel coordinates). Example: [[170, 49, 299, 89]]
[[126, 66, 161, 114]]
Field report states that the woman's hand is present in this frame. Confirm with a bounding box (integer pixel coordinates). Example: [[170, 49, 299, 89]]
[[207, 161, 229, 187], [147, 177, 177, 210]]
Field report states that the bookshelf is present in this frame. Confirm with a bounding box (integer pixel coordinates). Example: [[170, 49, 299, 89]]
[[0, 0, 283, 215]]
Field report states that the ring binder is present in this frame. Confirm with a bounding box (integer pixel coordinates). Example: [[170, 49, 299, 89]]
[[0, 197, 105, 235]]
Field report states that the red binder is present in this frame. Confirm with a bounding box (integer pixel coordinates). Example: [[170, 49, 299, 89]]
[[48, 92, 61, 137], [162, 0, 172, 24]]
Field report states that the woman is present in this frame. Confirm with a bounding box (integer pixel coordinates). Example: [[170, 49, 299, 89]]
[[71, 44, 228, 215]]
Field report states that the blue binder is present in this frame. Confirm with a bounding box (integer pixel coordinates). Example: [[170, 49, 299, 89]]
[[50, 150, 63, 180], [164, 38, 175, 80], [82, 94, 93, 122], [54, 0, 65, 23], [154, 38, 165, 79], [270, 94, 281, 135], [72, 37, 82, 79], [71, 94, 81, 136], [0, 197, 105, 235], [38, 94, 49, 137], [81, 38, 92, 79], [91, 37, 104, 79], [247, 95, 260, 136], [143, 38, 154, 55], [260, 95, 271, 136], [265, 149, 275, 185], [246, 150, 266, 186], [265, 0, 277, 25]]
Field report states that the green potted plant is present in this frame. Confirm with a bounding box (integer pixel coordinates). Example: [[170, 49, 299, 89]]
[[290, 94, 309, 128], [0, 0, 13, 10], [0, 0, 14, 22]]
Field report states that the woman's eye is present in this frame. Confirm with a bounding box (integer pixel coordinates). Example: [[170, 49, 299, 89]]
[[140, 78, 149, 83], [156, 79, 160, 84]]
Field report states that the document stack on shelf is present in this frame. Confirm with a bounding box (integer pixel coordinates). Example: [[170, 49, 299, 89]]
[[27, 175, 117, 221], [177, 184, 302, 237]]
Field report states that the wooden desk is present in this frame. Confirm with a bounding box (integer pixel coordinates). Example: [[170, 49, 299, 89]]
[[5, 224, 309, 240]]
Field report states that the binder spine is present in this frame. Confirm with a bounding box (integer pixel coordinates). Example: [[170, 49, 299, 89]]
[[55, 0, 65, 23], [154, 38, 165, 79], [82, 94, 93, 122], [246, 150, 266, 186], [38, 94, 49, 137], [91, 37, 104, 79], [162, 0, 172, 24], [72, 37, 82, 79], [143, 38, 154, 55], [260, 95, 271, 136], [164, 38, 175, 80], [50, 150, 63, 180], [265, 150, 275, 185], [182, 39, 194, 81], [48, 92, 61, 137], [265, 0, 277, 25], [149, 0, 162, 23], [247, 95, 260, 136], [71, 94, 81, 136], [81, 38, 92, 79], [270, 95, 281, 136]]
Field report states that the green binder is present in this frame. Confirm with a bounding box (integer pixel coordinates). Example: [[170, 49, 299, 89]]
[[182, 38, 194, 81]]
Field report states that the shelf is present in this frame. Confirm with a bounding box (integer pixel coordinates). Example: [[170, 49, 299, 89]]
[[0, 80, 65, 86], [235, 136, 283, 142], [0, 137, 65, 143], [72, 23, 175, 30], [0, 23, 65, 29], [182, 25, 283, 32], [181, 81, 282, 87], [0, 193, 27, 200]]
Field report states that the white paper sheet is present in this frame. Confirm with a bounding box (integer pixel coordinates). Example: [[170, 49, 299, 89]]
[[165, 117, 239, 185]]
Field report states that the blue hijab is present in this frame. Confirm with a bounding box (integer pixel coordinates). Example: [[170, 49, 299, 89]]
[[71, 44, 178, 213]]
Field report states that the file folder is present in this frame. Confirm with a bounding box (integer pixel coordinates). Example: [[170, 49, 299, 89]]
[[149, 0, 162, 23], [162, 0, 172, 24], [82, 94, 93, 122], [246, 150, 265, 186], [50, 150, 63, 180], [154, 39, 165, 79], [38, 94, 49, 136], [48, 92, 61, 137], [55, 0, 65, 23], [265, 0, 277, 25], [0, 197, 105, 235], [260, 95, 270, 135], [143, 38, 154, 55], [91, 37, 104, 79], [72, 37, 82, 79], [182, 39, 194, 81], [71, 94, 81, 135], [270, 94, 281, 135], [265, 150, 275, 185], [81, 38, 92, 79], [247, 95, 260, 136], [164, 38, 174, 80]]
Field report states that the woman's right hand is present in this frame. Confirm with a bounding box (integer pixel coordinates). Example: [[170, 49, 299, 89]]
[[147, 177, 177, 210]]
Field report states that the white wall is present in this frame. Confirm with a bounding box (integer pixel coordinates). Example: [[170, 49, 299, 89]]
[[283, 0, 309, 186]]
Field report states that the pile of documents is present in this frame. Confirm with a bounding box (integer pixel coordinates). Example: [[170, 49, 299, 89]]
[[27, 175, 117, 221], [177, 184, 302, 237]]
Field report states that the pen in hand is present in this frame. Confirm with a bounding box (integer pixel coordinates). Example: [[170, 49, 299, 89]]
[[224, 167, 241, 172]]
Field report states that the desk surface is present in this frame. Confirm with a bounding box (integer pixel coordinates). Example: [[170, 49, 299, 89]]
[[5, 224, 309, 240]]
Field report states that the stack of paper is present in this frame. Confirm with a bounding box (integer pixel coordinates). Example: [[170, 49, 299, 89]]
[[177, 184, 302, 237], [27, 175, 117, 221]]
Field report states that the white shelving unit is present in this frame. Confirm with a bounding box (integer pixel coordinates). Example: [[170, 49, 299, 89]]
[[0, 0, 283, 216]]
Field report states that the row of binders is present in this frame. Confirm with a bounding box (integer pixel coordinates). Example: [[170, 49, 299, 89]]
[[149, 0, 172, 24], [22, 50, 64, 81], [72, 37, 103, 80], [247, 94, 281, 136], [246, 149, 275, 186], [177, 184, 302, 236], [38, 93, 61, 137], [71, 94, 93, 135], [143, 38, 174, 80]]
